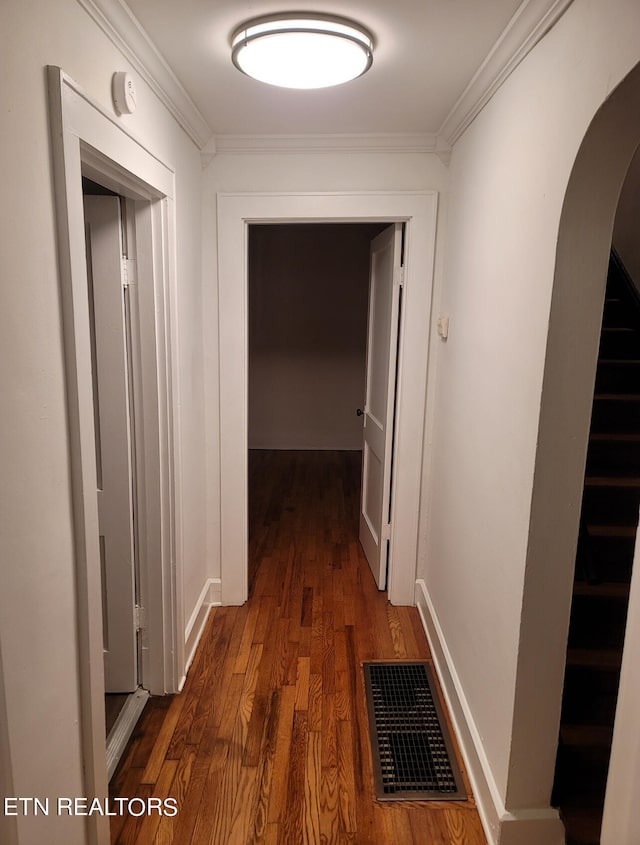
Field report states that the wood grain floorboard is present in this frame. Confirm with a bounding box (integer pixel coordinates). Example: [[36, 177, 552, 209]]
[[110, 450, 486, 845]]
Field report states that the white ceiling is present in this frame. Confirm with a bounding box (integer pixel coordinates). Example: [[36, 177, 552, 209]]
[[124, 0, 526, 137]]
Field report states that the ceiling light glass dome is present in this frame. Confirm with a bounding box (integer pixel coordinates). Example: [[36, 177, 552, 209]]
[[231, 14, 374, 89]]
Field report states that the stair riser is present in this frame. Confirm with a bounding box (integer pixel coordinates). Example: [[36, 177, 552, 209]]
[[561, 666, 620, 725], [568, 596, 629, 650], [602, 298, 635, 328], [598, 329, 640, 359], [595, 362, 640, 393], [582, 486, 640, 525], [586, 439, 640, 475], [554, 746, 609, 805], [581, 535, 635, 582], [591, 398, 640, 433]]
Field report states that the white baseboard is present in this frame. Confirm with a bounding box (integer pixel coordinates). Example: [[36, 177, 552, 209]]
[[182, 578, 222, 688], [414, 579, 565, 845]]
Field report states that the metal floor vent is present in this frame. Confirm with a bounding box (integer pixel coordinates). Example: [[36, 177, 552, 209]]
[[363, 661, 467, 801]]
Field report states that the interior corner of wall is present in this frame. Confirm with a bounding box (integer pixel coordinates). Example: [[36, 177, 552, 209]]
[[415, 578, 502, 845], [415, 578, 567, 845]]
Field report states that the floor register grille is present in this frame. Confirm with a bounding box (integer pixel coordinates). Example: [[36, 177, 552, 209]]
[[363, 661, 467, 801]]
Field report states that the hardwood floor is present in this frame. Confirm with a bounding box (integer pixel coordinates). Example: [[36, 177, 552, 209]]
[[110, 450, 486, 844]]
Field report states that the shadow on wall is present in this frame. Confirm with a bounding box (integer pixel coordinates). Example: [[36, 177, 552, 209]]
[[613, 142, 640, 293]]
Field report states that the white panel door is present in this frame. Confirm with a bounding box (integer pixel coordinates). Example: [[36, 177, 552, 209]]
[[84, 195, 138, 693], [359, 223, 403, 589]]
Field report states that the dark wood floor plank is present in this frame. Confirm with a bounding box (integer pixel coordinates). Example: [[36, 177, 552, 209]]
[[157, 744, 205, 845], [121, 760, 178, 845], [282, 710, 309, 843], [109, 450, 486, 845], [320, 766, 340, 843], [227, 765, 259, 844], [247, 686, 281, 843], [110, 765, 145, 845], [139, 696, 185, 783], [266, 684, 297, 826], [294, 655, 310, 711], [397, 604, 431, 659], [189, 675, 245, 845], [303, 728, 323, 844], [233, 597, 262, 673], [321, 692, 337, 769], [307, 671, 323, 733], [115, 783, 154, 845], [336, 718, 357, 834], [128, 698, 173, 767]]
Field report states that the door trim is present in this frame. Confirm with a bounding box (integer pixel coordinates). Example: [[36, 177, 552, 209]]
[[217, 191, 438, 607], [48, 67, 181, 843]]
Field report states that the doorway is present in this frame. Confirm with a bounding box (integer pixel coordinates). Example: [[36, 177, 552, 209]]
[[49, 67, 181, 839], [524, 61, 640, 845], [82, 178, 151, 776], [217, 191, 438, 608], [247, 222, 389, 590]]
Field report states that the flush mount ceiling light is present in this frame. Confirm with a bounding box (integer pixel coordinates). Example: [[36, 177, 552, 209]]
[[231, 13, 374, 89]]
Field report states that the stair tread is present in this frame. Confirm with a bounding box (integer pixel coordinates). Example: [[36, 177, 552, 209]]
[[586, 524, 637, 537], [589, 432, 640, 442], [584, 475, 640, 487], [561, 807, 602, 845], [566, 648, 623, 668], [593, 393, 640, 400], [560, 724, 614, 747], [573, 580, 630, 598], [598, 358, 640, 367]]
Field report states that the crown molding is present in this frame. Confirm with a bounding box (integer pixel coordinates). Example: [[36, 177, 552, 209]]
[[76, 0, 573, 158], [211, 133, 438, 155], [76, 0, 212, 149], [438, 0, 575, 147]]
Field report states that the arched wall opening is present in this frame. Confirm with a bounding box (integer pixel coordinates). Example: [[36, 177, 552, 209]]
[[508, 61, 640, 836]]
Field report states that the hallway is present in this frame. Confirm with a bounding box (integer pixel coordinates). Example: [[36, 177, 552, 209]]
[[109, 451, 485, 844]]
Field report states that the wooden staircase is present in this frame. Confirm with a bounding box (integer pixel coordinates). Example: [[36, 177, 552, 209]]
[[553, 253, 640, 845]]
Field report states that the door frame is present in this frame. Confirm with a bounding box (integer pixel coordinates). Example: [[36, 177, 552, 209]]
[[217, 191, 438, 607], [48, 67, 182, 843]]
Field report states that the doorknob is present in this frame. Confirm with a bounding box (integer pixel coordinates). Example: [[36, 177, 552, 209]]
[[356, 408, 364, 417]]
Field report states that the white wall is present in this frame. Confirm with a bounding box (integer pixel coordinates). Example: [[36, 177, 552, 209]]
[[249, 223, 383, 451], [0, 2, 207, 842], [418, 0, 640, 838]]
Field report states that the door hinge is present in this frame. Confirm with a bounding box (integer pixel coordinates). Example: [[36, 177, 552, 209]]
[[134, 604, 146, 632], [381, 522, 392, 543], [395, 265, 405, 288], [121, 258, 136, 288]]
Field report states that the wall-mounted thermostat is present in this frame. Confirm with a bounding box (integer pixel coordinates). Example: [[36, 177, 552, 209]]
[[112, 72, 137, 115]]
